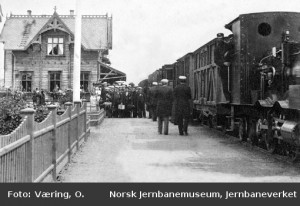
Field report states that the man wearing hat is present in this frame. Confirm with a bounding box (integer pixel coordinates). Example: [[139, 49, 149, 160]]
[[136, 87, 146, 118], [148, 82, 159, 121], [174, 76, 192, 135], [155, 79, 173, 135], [99, 83, 107, 109]]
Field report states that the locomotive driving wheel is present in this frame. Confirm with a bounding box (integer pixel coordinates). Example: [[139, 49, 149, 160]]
[[287, 147, 300, 162], [287, 125, 300, 162], [264, 135, 276, 154], [248, 119, 257, 145], [209, 115, 218, 129], [255, 118, 275, 152], [198, 112, 204, 125]]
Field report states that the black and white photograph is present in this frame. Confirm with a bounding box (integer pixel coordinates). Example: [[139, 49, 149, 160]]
[[1, 0, 300, 204]]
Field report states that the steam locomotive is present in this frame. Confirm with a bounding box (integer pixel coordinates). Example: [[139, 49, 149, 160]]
[[147, 12, 300, 161]]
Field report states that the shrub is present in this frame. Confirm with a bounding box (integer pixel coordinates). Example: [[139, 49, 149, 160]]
[[0, 94, 27, 135], [0, 89, 75, 135], [34, 105, 50, 123], [0, 91, 51, 135]]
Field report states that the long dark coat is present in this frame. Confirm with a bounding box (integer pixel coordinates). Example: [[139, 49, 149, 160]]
[[155, 86, 173, 117], [149, 86, 158, 106], [173, 83, 192, 118], [100, 87, 107, 102]]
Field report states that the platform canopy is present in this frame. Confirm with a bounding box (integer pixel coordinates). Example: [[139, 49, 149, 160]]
[[97, 61, 126, 85]]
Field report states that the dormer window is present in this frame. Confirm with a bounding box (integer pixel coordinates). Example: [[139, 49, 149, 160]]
[[47, 37, 64, 55]]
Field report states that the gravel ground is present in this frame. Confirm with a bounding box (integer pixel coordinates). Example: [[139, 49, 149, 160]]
[[59, 118, 300, 182]]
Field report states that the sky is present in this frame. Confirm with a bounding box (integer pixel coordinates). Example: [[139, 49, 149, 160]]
[[1, 0, 300, 85]]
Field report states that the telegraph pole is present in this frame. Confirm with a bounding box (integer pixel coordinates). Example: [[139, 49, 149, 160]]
[[73, 0, 82, 102]]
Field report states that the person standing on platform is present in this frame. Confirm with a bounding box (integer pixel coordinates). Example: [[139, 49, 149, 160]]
[[40, 89, 45, 105], [149, 82, 158, 121], [174, 76, 192, 135], [99, 84, 107, 109], [32, 88, 38, 106], [143, 84, 150, 118], [119, 86, 126, 118], [112, 86, 120, 118], [155, 79, 173, 135], [137, 87, 146, 118]]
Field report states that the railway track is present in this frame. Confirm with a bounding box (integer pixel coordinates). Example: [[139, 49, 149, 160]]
[[193, 120, 300, 167]]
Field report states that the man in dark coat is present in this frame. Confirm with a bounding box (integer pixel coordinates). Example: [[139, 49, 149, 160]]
[[155, 79, 173, 135], [119, 86, 127, 118], [145, 85, 152, 119], [174, 76, 192, 135], [149, 82, 158, 121], [111, 87, 120, 118], [143, 85, 150, 118], [137, 87, 146, 118], [99, 85, 107, 110], [40, 89, 45, 105]]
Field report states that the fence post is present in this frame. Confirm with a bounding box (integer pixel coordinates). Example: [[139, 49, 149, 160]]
[[65, 102, 72, 163], [47, 105, 57, 182], [20, 108, 35, 182], [90, 99, 92, 112], [74, 101, 81, 150], [82, 99, 88, 141]]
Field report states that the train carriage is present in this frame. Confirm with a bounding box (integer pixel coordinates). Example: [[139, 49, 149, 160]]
[[192, 38, 229, 126], [161, 64, 175, 87]]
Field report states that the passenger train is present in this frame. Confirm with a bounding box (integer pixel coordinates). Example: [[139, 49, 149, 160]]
[[146, 12, 300, 162]]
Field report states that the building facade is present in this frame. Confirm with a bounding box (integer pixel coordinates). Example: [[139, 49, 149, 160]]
[[0, 10, 113, 92], [0, 4, 5, 87]]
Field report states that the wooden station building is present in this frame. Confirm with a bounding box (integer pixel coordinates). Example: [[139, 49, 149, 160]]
[[0, 9, 126, 92]]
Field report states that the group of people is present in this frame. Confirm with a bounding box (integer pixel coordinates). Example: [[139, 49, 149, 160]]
[[96, 76, 192, 135], [147, 76, 192, 136], [32, 88, 46, 106], [98, 83, 147, 118]]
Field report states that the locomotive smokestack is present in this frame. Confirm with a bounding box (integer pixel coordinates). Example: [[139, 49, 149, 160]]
[[27, 10, 32, 16]]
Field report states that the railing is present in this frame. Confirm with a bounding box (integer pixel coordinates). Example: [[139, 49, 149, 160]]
[[9, 14, 109, 19], [0, 101, 90, 182]]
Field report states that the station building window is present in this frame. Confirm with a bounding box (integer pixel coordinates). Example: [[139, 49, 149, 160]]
[[47, 37, 64, 55], [80, 72, 90, 92], [21, 72, 33, 92], [49, 71, 61, 92]]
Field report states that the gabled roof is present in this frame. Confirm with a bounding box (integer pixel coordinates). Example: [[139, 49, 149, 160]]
[[24, 11, 75, 50], [0, 12, 112, 50]]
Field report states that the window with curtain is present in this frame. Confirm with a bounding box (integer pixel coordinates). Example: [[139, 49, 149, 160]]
[[47, 37, 64, 55], [49, 72, 61, 92], [80, 72, 90, 92], [21, 72, 33, 92]]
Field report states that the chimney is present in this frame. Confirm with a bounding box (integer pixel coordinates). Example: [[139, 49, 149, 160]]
[[70, 10, 74, 16], [27, 10, 32, 16]]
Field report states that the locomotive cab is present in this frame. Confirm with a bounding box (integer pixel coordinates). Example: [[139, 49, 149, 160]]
[[225, 12, 300, 104]]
